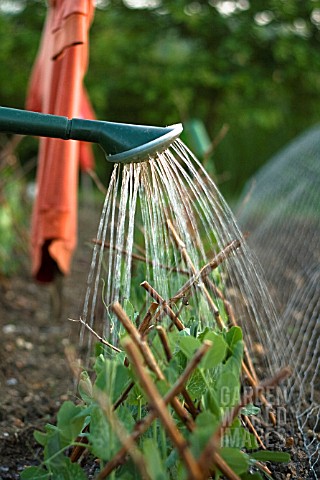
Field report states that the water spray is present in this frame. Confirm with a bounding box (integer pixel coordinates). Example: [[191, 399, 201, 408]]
[[0, 106, 183, 163]]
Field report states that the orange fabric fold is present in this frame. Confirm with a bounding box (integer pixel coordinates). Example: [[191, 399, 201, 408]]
[[26, 0, 95, 282], [52, 13, 89, 60]]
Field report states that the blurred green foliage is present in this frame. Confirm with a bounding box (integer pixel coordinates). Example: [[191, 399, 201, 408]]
[[1, 0, 320, 197], [0, 166, 30, 275]]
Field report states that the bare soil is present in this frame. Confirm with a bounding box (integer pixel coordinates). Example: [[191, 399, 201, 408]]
[[0, 203, 100, 478]]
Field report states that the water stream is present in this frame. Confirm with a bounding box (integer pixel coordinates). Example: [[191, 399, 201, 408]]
[[81, 139, 282, 374]]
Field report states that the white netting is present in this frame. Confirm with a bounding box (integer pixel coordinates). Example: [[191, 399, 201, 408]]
[[236, 124, 320, 477]]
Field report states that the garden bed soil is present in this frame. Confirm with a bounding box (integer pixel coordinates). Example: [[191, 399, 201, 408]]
[[0, 204, 316, 479], [0, 203, 99, 478]]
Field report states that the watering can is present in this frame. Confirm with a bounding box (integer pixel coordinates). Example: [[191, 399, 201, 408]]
[[0, 107, 183, 163]]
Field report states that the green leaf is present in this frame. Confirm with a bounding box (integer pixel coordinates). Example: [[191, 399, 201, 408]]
[[115, 472, 135, 480], [57, 401, 85, 447], [143, 438, 166, 480], [250, 450, 291, 463], [44, 428, 66, 469], [49, 457, 88, 480], [222, 417, 258, 450], [203, 390, 221, 418], [33, 424, 58, 451], [164, 358, 180, 385], [117, 406, 135, 434], [241, 404, 260, 416], [201, 331, 227, 369], [243, 430, 259, 451], [89, 404, 133, 462], [190, 411, 219, 457], [112, 364, 132, 401], [222, 418, 246, 449], [94, 358, 131, 404], [127, 383, 145, 407], [225, 326, 243, 350], [21, 467, 50, 480], [115, 460, 140, 479], [165, 448, 179, 470], [178, 335, 201, 359], [224, 340, 243, 377], [34, 430, 48, 447], [215, 370, 240, 408], [172, 350, 187, 374], [219, 447, 250, 475], [156, 379, 171, 398], [60, 458, 88, 479], [89, 406, 112, 461], [196, 410, 219, 430], [186, 369, 206, 400]]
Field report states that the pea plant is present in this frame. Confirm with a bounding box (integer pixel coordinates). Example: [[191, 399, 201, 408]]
[[22, 230, 290, 479], [22, 306, 289, 480]]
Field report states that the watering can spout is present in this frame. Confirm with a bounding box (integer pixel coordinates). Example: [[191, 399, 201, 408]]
[[0, 107, 182, 163], [69, 117, 182, 163]]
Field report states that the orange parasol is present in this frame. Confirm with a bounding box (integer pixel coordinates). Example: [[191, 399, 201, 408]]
[[26, 0, 95, 282]]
